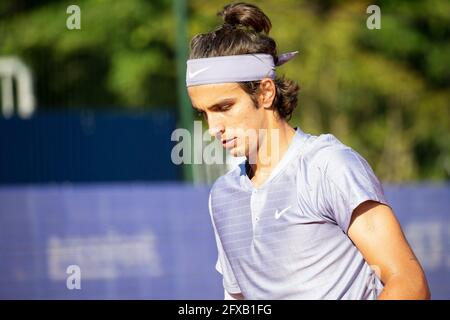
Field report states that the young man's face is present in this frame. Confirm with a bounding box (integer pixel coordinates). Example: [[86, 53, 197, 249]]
[[188, 82, 269, 158]]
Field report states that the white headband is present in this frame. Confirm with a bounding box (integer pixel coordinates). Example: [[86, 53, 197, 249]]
[[186, 51, 298, 87]]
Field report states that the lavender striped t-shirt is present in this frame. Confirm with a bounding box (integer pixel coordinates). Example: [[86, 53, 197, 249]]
[[209, 127, 387, 299]]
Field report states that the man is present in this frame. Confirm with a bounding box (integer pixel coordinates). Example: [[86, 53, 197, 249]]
[[186, 2, 430, 300]]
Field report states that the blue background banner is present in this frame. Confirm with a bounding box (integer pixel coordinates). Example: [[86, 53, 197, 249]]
[[0, 183, 448, 299]]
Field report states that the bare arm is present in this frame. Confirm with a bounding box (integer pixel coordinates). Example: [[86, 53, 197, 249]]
[[348, 200, 431, 300]]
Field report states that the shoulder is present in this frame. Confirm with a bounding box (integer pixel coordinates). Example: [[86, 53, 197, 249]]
[[295, 133, 385, 232], [301, 134, 382, 202], [211, 161, 243, 189], [294, 133, 378, 193], [298, 133, 358, 172], [209, 159, 246, 205]]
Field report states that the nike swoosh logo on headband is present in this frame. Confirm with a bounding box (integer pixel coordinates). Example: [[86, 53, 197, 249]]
[[188, 67, 210, 79]]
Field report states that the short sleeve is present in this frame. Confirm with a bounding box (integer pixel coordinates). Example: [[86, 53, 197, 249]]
[[209, 193, 242, 294], [320, 147, 389, 234]]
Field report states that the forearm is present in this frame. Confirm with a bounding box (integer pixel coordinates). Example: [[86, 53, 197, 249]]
[[377, 274, 431, 300]]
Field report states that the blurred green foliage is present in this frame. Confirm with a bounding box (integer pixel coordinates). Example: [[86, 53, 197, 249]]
[[0, 0, 449, 181]]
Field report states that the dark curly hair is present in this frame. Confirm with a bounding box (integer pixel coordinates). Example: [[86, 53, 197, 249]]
[[189, 2, 300, 120]]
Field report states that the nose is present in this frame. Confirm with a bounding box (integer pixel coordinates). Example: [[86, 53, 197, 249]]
[[207, 116, 225, 139]]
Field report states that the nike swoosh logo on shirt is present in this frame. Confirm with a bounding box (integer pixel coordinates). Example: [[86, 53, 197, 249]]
[[274, 206, 292, 220], [188, 67, 209, 79]]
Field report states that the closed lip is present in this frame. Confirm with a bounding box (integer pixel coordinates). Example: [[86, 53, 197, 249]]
[[221, 137, 236, 148]]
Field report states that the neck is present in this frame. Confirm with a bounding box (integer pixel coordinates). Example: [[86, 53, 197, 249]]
[[247, 119, 296, 182]]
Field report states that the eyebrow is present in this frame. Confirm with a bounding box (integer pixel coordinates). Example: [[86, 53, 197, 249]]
[[192, 98, 235, 112]]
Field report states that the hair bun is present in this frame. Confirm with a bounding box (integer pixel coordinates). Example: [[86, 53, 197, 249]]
[[218, 2, 272, 34]]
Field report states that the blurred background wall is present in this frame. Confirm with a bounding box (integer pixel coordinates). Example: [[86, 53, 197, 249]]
[[0, 0, 448, 299]]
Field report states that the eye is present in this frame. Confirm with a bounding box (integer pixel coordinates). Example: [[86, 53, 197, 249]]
[[219, 104, 233, 112], [196, 110, 207, 120]]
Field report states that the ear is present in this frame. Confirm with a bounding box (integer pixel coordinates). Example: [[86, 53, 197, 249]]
[[257, 78, 276, 109]]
